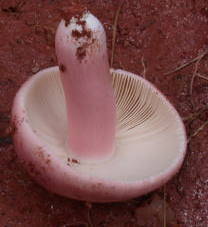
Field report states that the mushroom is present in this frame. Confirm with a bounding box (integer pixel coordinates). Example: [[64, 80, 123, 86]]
[[12, 9, 187, 202]]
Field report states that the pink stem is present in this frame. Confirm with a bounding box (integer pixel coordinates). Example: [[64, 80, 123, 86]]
[[55, 12, 116, 162]]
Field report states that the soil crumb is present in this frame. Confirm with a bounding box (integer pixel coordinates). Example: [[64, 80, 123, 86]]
[[62, 3, 87, 27]]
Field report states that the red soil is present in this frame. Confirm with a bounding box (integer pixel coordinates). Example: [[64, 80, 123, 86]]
[[0, 0, 207, 226]]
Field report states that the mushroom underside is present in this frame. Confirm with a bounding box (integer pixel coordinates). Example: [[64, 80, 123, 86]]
[[24, 67, 186, 182]]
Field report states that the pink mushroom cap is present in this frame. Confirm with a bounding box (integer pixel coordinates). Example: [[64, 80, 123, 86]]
[[12, 11, 187, 202]]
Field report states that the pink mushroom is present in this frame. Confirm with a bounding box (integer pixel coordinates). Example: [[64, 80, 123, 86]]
[[12, 9, 187, 202]]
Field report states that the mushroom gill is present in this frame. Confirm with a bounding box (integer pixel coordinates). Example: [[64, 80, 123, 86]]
[[24, 67, 186, 181]]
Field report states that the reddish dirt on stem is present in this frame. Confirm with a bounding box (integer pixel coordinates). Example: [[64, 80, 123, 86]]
[[62, 2, 87, 27], [0, 0, 208, 227]]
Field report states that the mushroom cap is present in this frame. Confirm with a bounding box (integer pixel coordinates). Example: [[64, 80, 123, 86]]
[[12, 66, 187, 202]]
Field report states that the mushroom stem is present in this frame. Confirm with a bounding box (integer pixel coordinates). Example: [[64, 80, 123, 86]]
[[55, 11, 116, 162]]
